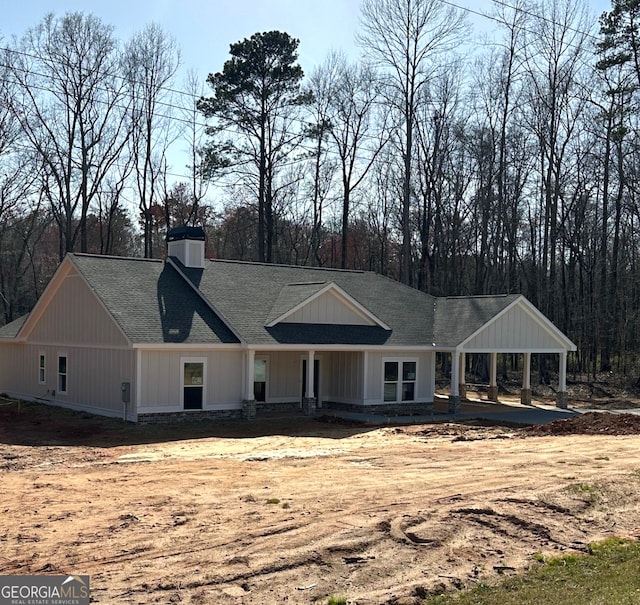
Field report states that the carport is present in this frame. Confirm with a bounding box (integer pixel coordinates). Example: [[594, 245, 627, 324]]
[[435, 295, 577, 413]]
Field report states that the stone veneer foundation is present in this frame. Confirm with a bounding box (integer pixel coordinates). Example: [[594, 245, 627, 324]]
[[137, 409, 243, 424], [323, 401, 434, 416]]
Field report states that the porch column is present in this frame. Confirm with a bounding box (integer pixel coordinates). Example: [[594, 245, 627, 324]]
[[449, 351, 461, 413], [521, 352, 532, 405], [458, 352, 467, 400], [242, 349, 256, 420], [488, 353, 498, 402], [556, 351, 568, 409], [302, 350, 317, 416]]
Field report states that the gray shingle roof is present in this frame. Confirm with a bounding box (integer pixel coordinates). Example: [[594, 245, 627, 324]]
[[0, 314, 28, 338], [179, 259, 437, 346], [433, 295, 520, 346], [70, 254, 239, 344], [15, 254, 527, 348]]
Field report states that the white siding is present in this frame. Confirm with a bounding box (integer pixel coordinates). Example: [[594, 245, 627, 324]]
[[138, 349, 244, 412], [365, 351, 434, 404], [283, 291, 374, 325], [252, 351, 366, 405], [324, 351, 363, 403], [465, 305, 567, 351], [2, 342, 135, 418], [28, 269, 128, 347], [263, 351, 301, 400]]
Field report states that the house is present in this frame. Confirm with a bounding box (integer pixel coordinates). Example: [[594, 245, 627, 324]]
[[0, 227, 576, 423]]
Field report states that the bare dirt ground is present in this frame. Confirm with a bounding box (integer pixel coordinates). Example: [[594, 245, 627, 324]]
[[1, 399, 640, 604]]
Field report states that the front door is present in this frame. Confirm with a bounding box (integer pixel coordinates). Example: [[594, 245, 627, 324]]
[[301, 359, 320, 401], [183, 361, 204, 410]]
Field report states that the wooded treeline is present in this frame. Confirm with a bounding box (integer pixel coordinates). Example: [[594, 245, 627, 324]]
[[1, 0, 640, 384]]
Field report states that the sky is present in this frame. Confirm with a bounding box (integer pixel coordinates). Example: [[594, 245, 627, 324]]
[[0, 0, 615, 189], [1, 0, 614, 81]]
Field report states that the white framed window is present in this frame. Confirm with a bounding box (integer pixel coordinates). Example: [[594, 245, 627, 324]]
[[254, 358, 268, 402], [38, 353, 46, 384], [181, 357, 207, 410], [383, 359, 417, 402], [57, 355, 68, 394]]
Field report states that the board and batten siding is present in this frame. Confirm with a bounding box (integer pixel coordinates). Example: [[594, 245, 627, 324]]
[[323, 351, 364, 404], [138, 349, 244, 412], [28, 268, 129, 347], [0, 344, 8, 388], [1, 342, 134, 419], [463, 305, 566, 352], [252, 351, 364, 405], [365, 351, 435, 404], [258, 351, 301, 402], [282, 291, 374, 325]]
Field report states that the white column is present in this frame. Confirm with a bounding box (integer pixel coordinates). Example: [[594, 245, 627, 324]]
[[489, 353, 497, 387], [558, 351, 567, 392], [450, 351, 460, 397], [458, 352, 466, 386], [245, 349, 255, 400], [363, 351, 369, 402], [487, 352, 498, 401], [306, 350, 315, 399], [523, 352, 531, 390], [429, 351, 436, 401]]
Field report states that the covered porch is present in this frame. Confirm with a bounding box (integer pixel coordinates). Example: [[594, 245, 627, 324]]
[[447, 350, 570, 413], [239, 347, 436, 420], [441, 296, 576, 413]]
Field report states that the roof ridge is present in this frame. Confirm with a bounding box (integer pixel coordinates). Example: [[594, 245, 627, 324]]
[[370, 271, 437, 301], [441, 293, 516, 300], [70, 252, 163, 263], [208, 258, 367, 274]]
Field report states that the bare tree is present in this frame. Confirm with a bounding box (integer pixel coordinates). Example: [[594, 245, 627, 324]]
[[305, 56, 339, 266], [179, 69, 211, 226], [521, 0, 593, 320], [326, 55, 390, 268], [357, 0, 467, 284], [124, 23, 181, 257], [5, 12, 132, 257]]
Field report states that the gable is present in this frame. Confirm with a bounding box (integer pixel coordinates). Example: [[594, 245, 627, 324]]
[[181, 260, 435, 346], [283, 289, 373, 325], [22, 263, 130, 347], [266, 282, 389, 329], [462, 299, 575, 352]]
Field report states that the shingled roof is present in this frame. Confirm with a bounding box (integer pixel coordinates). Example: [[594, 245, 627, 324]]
[[70, 254, 240, 344], [3, 253, 544, 349], [176, 259, 437, 346], [433, 295, 520, 347]]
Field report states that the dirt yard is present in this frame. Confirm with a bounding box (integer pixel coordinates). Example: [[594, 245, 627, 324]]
[[1, 401, 640, 604]]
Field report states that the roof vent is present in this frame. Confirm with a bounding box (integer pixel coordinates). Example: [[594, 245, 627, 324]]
[[167, 226, 206, 268]]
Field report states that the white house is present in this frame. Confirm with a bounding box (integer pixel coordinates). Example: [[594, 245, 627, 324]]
[[0, 227, 576, 423]]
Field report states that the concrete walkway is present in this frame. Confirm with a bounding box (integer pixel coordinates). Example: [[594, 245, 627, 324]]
[[323, 397, 580, 427]]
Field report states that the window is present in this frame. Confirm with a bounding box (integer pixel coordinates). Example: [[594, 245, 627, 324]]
[[183, 361, 204, 409], [254, 359, 267, 402], [58, 355, 68, 394], [38, 354, 46, 384], [383, 360, 416, 402]]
